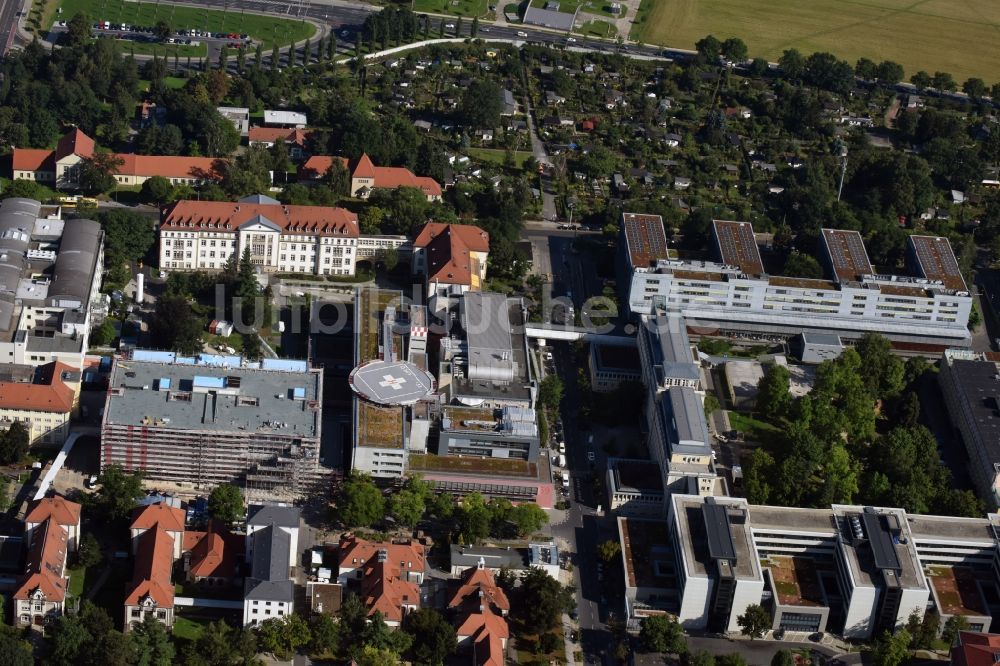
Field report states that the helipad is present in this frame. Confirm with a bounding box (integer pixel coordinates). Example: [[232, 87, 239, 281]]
[[349, 359, 435, 406]]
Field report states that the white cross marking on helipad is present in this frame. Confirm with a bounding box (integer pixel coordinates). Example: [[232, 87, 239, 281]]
[[379, 375, 408, 390]]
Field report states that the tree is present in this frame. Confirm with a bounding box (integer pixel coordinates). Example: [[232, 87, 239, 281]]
[[910, 70, 932, 88], [0, 626, 33, 666], [403, 608, 457, 666], [872, 628, 911, 666], [689, 652, 716, 666], [639, 614, 686, 654], [876, 60, 904, 84], [129, 614, 175, 666], [755, 364, 791, 420], [508, 503, 548, 537], [695, 34, 721, 60], [325, 158, 351, 197], [356, 645, 400, 666], [598, 539, 622, 563], [66, 12, 93, 47], [337, 474, 386, 528], [309, 613, 340, 657], [208, 484, 245, 524], [717, 656, 748, 666], [389, 489, 425, 528], [931, 71, 956, 91], [139, 175, 175, 205], [153, 20, 172, 41], [855, 57, 877, 80], [736, 604, 770, 640], [150, 293, 202, 355], [771, 651, 794, 666], [79, 152, 124, 195], [457, 80, 502, 129], [782, 252, 823, 279], [256, 614, 311, 660], [855, 333, 904, 398], [720, 37, 747, 62], [748, 57, 769, 77], [942, 615, 969, 646], [90, 464, 144, 522], [471, 16, 479, 37], [0, 421, 29, 465], [222, 144, 273, 197], [182, 619, 259, 666], [778, 49, 805, 80], [96, 209, 156, 267], [77, 532, 103, 568], [512, 568, 574, 634], [963, 77, 988, 98], [538, 375, 564, 411]]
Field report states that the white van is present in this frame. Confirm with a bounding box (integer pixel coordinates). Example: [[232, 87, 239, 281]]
[[558, 441, 566, 453], [561, 471, 570, 488], [558, 454, 566, 468]]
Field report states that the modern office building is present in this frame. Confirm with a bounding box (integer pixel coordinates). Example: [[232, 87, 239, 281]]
[[606, 459, 666, 517], [100, 351, 323, 497], [0, 198, 104, 370], [588, 343, 642, 392], [436, 292, 536, 410], [437, 405, 540, 461], [621, 496, 1000, 638], [939, 349, 1000, 508], [620, 214, 972, 349]]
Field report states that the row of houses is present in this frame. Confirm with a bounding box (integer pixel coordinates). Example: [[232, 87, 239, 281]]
[[10, 129, 442, 202]]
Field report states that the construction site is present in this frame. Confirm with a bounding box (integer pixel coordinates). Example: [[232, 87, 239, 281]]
[[100, 350, 325, 500]]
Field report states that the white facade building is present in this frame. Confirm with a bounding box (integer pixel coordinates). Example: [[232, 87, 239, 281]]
[[620, 215, 972, 348]]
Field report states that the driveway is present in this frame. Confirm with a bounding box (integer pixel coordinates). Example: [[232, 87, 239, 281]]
[[523, 92, 558, 222]]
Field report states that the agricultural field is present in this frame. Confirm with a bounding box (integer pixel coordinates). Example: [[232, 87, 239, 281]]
[[53, 0, 315, 49], [633, 0, 1000, 81]]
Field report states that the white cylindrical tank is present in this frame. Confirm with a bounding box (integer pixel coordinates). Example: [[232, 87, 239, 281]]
[[136, 272, 145, 304]]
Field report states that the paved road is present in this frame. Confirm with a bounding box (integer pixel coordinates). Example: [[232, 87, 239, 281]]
[[0, 0, 23, 54]]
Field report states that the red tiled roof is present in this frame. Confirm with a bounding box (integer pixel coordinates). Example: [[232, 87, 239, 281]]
[[953, 632, 1000, 666], [353, 153, 377, 179], [131, 502, 185, 533], [449, 565, 510, 614], [248, 126, 313, 145], [125, 527, 175, 608], [11, 148, 55, 173], [459, 607, 510, 642], [414, 223, 490, 287], [25, 496, 81, 528], [183, 524, 241, 580], [0, 361, 76, 413], [300, 155, 349, 180], [473, 622, 506, 666], [55, 128, 95, 161], [360, 559, 421, 623], [162, 199, 359, 237], [338, 534, 426, 573], [13, 518, 69, 602], [352, 153, 441, 197], [112, 153, 222, 180]]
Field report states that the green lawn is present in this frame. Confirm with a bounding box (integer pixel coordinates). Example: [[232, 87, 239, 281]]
[[633, 0, 1000, 81], [117, 38, 207, 58], [466, 148, 534, 168], [412, 0, 490, 19], [172, 616, 206, 641], [67, 564, 87, 599], [54, 0, 315, 49], [530, 0, 619, 18], [577, 19, 617, 38], [728, 411, 780, 443]]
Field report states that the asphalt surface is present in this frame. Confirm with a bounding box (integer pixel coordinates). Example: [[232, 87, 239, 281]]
[[0, 0, 23, 54]]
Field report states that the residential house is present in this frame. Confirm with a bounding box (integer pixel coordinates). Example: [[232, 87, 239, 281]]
[[130, 503, 186, 560], [298, 155, 350, 181], [11, 129, 222, 188], [24, 496, 81, 553], [247, 127, 314, 160], [124, 526, 176, 631], [243, 504, 300, 627], [411, 222, 490, 301], [12, 128, 93, 187], [337, 534, 426, 627], [449, 561, 510, 666], [663, 133, 682, 148], [673, 176, 692, 190], [182, 523, 242, 587], [0, 361, 77, 446], [264, 110, 308, 128], [499, 89, 517, 116], [13, 497, 80, 628], [217, 107, 250, 136], [545, 91, 566, 106], [349, 153, 442, 201], [952, 631, 1000, 666]]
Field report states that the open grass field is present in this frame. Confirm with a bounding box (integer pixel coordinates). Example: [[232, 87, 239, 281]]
[[54, 0, 315, 49], [633, 0, 1000, 81], [412, 0, 489, 19], [466, 148, 534, 168]]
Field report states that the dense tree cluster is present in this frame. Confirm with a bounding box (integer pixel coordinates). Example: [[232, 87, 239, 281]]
[[0, 421, 29, 465], [746, 333, 983, 516]]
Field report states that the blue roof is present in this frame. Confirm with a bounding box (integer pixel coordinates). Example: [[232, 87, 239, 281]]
[[193, 375, 227, 389], [261, 358, 309, 373], [157, 377, 171, 390], [291, 387, 306, 399], [132, 350, 177, 363], [196, 354, 242, 367]]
